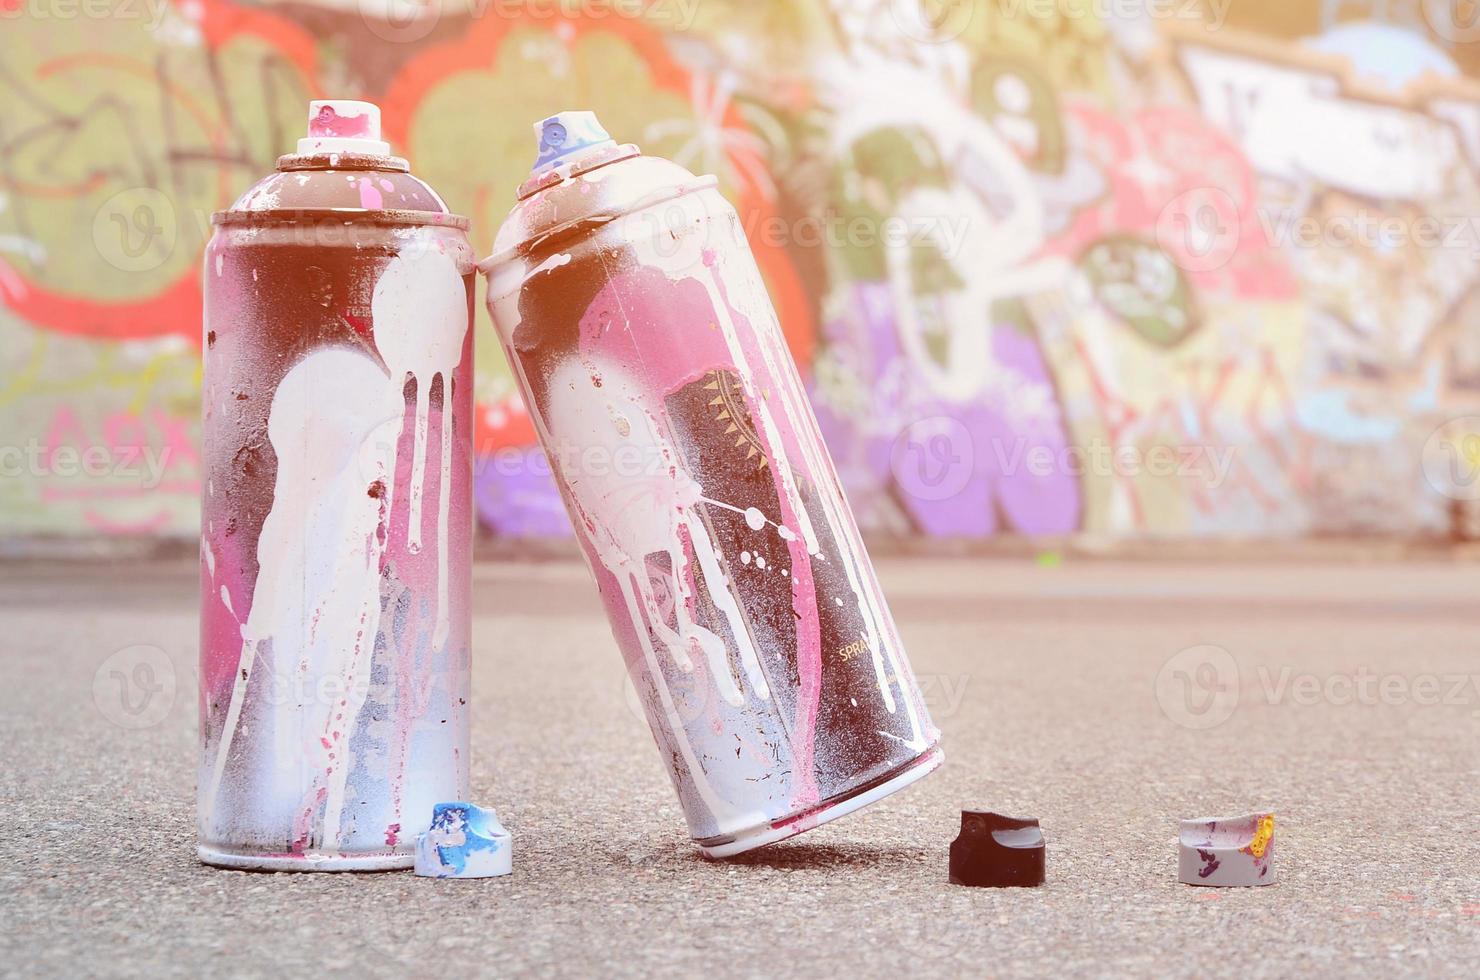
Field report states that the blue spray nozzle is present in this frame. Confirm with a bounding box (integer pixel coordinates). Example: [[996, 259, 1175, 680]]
[[532, 111, 616, 174]]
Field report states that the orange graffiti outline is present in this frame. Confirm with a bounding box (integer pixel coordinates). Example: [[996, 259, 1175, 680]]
[[3, 0, 320, 344], [380, 6, 815, 456]]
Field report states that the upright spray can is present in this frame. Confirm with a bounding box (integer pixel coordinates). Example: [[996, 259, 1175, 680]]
[[199, 101, 475, 870], [483, 112, 942, 857]]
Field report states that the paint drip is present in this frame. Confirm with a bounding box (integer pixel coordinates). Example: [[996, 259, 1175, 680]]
[[482, 111, 941, 857], [198, 101, 474, 871]]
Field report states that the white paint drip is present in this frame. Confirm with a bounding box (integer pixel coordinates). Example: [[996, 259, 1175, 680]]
[[692, 227, 929, 750], [205, 235, 469, 850], [761, 319, 927, 742], [699, 495, 798, 547], [524, 252, 572, 280], [685, 511, 770, 703], [542, 357, 768, 707], [372, 236, 469, 652], [202, 348, 402, 844], [488, 304, 756, 825]]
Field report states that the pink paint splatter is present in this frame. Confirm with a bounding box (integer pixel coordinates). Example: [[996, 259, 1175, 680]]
[[358, 178, 384, 210], [576, 267, 825, 805], [311, 105, 373, 139]]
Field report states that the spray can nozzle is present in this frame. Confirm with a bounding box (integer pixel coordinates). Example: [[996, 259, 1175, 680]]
[[531, 111, 617, 174], [298, 100, 392, 157]]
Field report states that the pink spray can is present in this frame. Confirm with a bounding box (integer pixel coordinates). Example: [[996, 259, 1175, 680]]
[[199, 101, 475, 870], [482, 112, 942, 856]]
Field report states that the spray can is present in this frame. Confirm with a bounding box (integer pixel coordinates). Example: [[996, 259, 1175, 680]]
[[482, 112, 942, 857], [199, 101, 475, 870]]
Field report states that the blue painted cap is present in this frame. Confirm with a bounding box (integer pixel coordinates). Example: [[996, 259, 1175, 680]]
[[532, 110, 616, 173]]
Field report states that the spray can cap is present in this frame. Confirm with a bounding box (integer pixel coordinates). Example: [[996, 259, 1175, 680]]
[[531, 111, 617, 174], [298, 100, 392, 156]]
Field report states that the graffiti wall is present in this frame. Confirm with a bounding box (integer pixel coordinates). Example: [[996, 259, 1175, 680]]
[[2, 0, 1478, 542]]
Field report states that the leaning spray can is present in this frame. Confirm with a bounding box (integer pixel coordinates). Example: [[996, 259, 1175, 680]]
[[482, 112, 942, 857], [199, 101, 475, 870]]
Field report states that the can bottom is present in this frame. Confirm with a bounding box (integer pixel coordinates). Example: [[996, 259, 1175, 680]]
[[696, 744, 944, 859], [197, 844, 413, 872]]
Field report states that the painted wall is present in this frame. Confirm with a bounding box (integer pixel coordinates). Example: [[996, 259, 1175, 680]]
[[2, 0, 1478, 541]]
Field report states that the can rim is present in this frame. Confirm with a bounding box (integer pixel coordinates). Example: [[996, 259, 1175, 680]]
[[477, 173, 718, 274], [276, 152, 412, 173], [211, 207, 471, 230], [516, 143, 639, 201]]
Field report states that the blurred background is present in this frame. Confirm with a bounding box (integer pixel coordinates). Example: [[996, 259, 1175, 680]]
[[5, 6, 1480, 972], [3, 0, 1480, 552]]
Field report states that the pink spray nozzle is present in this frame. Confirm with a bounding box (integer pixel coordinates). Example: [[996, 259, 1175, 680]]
[[298, 100, 391, 157]]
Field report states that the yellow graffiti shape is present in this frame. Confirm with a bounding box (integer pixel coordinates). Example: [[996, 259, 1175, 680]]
[[0, 10, 312, 304], [403, 25, 720, 405]]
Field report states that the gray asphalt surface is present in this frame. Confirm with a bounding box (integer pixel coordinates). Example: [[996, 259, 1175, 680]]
[[2, 556, 1478, 978]]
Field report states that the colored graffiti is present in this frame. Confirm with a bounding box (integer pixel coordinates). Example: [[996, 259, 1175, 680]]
[[0, 1, 318, 342], [0, 322, 201, 535], [0, 0, 316, 536], [2, 0, 1478, 540], [379, 8, 815, 535], [798, 3, 1480, 538]]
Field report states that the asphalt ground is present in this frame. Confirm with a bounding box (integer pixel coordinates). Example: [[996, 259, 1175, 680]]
[[2, 556, 1477, 978]]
